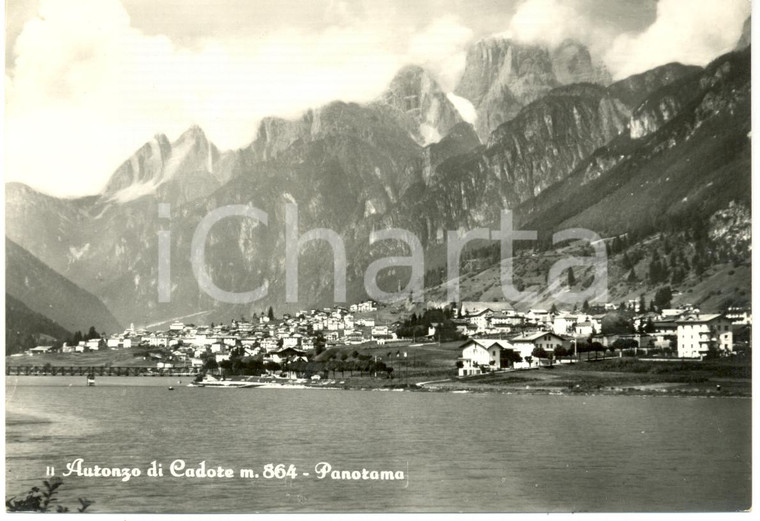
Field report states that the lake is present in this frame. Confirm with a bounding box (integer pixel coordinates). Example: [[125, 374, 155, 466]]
[[5, 376, 751, 513]]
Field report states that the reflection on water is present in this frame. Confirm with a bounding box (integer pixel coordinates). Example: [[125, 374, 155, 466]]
[[5, 377, 751, 513]]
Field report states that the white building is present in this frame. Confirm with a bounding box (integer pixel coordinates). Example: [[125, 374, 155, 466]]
[[511, 331, 565, 363], [725, 306, 752, 325], [466, 309, 493, 332], [282, 335, 303, 348], [526, 309, 551, 324], [371, 325, 390, 338], [458, 339, 509, 376], [575, 321, 595, 337], [676, 314, 733, 359], [356, 300, 377, 312], [261, 337, 279, 352], [552, 315, 577, 335], [301, 337, 316, 351], [27, 345, 53, 355]]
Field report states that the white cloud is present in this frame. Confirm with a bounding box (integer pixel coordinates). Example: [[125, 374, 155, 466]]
[[508, 0, 589, 48], [4, 0, 410, 196], [4, 0, 750, 197], [506, 0, 749, 81], [505, 0, 616, 68], [406, 16, 474, 91], [605, 0, 750, 79]]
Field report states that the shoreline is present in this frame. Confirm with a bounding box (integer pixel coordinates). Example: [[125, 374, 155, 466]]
[[5, 374, 750, 398]]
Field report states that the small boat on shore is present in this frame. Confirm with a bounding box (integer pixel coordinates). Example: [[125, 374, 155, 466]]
[[188, 374, 266, 388]]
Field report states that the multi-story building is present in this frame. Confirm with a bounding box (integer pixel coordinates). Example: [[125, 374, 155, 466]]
[[457, 339, 510, 376], [552, 314, 577, 335], [466, 309, 493, 332], [676, 314, 733, 359]]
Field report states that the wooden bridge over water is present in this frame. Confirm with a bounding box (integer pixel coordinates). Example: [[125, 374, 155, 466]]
[[6, 365, 200, 377]]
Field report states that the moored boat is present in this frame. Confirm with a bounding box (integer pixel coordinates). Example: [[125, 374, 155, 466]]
[[188, 374, 266, 388]]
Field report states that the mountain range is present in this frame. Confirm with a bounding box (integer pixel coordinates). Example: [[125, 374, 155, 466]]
[[5, 26, 752, 339]]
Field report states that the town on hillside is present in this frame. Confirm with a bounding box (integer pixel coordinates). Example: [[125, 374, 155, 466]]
[[16, 295, 751, 382]]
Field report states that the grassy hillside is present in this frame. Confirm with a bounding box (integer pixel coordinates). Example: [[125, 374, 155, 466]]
[[6, 238, 123, 334], [6, 294, 72, 354]]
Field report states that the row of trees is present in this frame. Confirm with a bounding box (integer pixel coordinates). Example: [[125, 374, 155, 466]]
[[634, 286, 673, 314], [208, 346, 395, 379], [396, 307, 463, 342], [530, 336, 653, 365], [66, 326, 103, 346], [531, 339, 608, 365]]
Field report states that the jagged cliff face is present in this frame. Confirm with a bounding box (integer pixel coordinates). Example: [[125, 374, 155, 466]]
[[516, 47, 751, 238], [629, 49, 749, 140], [246, 115, 312, 163], [101, 126, 236, 206], [455, 38, 558, 140], [421, 122, 480, 184], [5, 42, 751, 325], [376, 65, 464, 145], [405, 83, 630, 234], [551, 39, 611, 86], [454, 38, 612, 140], [608, 63, 701, 110], [102, 134, 172, 195], [709, 201, 751, 257]]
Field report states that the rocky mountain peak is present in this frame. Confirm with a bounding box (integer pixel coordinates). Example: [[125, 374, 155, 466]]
[[247, 116, 312, 163], [455, 38, 547, 106], [101, 133, 172, 197], [379, 64, 463, 145], [736, 16, 751, 50], [4, 42, 749, 327], [177, 124, 209, 146], [551, 38, 611, 86], [100, 124, 222, 204], [454, 37, 558, 140], [453, 36, 611, 141]]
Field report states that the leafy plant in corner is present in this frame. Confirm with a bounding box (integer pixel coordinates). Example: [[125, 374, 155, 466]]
[[6, 477, 93, 513]]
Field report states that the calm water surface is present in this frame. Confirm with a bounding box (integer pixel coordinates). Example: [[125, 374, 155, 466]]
[[5, 376, 751, 513]]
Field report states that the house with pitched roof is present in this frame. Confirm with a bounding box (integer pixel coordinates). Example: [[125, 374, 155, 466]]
[[510, 331, 565, 364], [457, 338, 520, 376]]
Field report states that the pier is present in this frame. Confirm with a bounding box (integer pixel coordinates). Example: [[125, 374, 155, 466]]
[[6, 365, 200, 377]]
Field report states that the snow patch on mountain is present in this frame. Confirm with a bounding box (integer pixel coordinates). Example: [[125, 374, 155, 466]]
[[108, 180, 162, 203], [68, 243, 91, 261], [446, 93, 477, 124], [419, 123, 442, 145], [105, 128, 207, 203]]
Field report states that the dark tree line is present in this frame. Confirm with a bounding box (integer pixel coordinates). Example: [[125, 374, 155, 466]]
[[396, 307, 463, 342]]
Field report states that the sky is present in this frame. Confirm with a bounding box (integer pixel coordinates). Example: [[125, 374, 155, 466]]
[[4, 0, 751, 197]]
